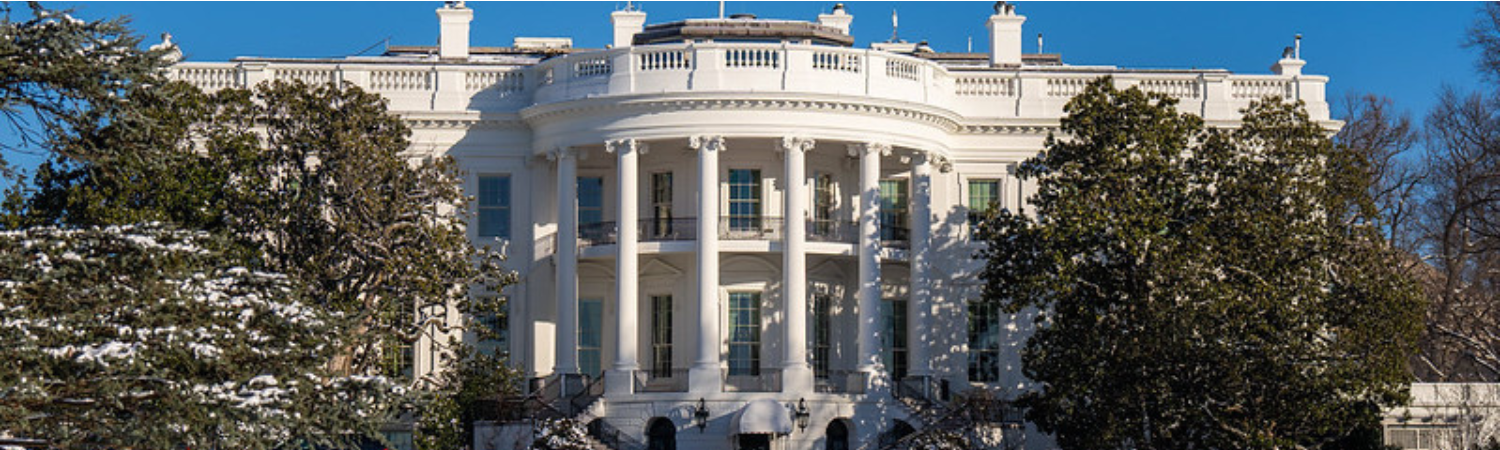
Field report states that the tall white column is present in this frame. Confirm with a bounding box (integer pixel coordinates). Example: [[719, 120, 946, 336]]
[[851, 143, 888, 381], [780, 136, 815, 393], [907, 151, 933, 378], [552, 147, 580, 376], [606, 139, 647, 397], [689, 135, 725, 393]]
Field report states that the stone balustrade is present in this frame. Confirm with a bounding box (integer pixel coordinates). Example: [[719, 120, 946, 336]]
[[169, 42, 1329, 122]]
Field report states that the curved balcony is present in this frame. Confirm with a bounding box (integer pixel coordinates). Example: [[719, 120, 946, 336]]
[[534, 217, 887, 260]]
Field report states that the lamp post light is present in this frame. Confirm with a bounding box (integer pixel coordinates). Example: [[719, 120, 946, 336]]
[[790, 398, 811, 432], [694, 398, 710, 432]]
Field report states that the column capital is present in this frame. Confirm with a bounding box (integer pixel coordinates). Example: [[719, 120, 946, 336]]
[[689, 135, 726, 154], [847, 142, 892, 158], [900, 149, 953, 173], [605, 138, 650, 156], [778, 136, 817, 153], [546, 146, 578, 162]]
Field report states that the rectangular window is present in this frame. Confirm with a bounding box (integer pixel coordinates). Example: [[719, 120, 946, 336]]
[[651, 172, 674, 237], [968, 300, 1002, 383], [477, 175, 511, 239], [813, 173, 836, 237], [476, 296, 509, 359], [382, 304, 414, 380], [968, 179, 1002, 237], [728, 292, 762, 376], [728, 169, 762, 232], [578, 177, 605, 227], [579, 298, 603, 377], [651, 295, 673, 378], [879, 179, 909, 242], [883, 298, 908, 380], [812, 294, 832, 379]]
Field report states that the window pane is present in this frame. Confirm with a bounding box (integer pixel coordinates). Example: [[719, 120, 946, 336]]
[[477, 176, 511, 239], [728, 292, 761, 376], [478, 208, 509, 238], [652, 295, 673, 377], [883, 299, 908, 380], [580, 299, 603, 377], [578, 177, 605, 228]]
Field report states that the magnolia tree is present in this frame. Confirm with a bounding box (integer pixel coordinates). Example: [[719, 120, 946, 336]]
[[977, 79, 1424, 450], [0, 224, 402, 449]]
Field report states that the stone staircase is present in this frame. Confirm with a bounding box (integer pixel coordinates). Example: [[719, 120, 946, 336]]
[[880, 378, 1026, 450]]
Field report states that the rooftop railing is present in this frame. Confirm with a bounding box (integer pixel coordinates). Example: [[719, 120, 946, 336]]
[[169, 42, 1328, 122]]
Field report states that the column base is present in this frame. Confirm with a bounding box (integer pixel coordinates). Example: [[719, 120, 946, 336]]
[[856, 364, 891, 395], [688, 364, 722, 393], [781, 363, 815, 394], [604, 368, 636, 398]]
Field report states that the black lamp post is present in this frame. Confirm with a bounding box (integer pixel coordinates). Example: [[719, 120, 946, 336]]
[[790, 398, 811, 432], [694, 398, 710, 432]]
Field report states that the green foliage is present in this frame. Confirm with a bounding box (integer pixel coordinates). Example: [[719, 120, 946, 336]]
[[414, 347, 524, 450], [0, 2, 171, 180], [15, 79, 515, 376], [977, 78, 1425, 450], [0, 224, 400, 450]]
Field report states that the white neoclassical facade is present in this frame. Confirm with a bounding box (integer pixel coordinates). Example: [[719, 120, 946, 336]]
[[171, 3, 1331, 449]]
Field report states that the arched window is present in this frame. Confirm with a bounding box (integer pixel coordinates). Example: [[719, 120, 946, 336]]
[[647, 417, 676, 450], [826, 419, 850, 450]]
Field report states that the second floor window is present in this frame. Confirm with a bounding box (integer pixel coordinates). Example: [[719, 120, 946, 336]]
[[578, 177, 604, 227], [879, 179, 909, 242], [651, 172, 673, 237], [814, 173, 836, 236], [728, 169, 762, 231], [968, 179, 1002, 237], [477, 175, 510, 239]]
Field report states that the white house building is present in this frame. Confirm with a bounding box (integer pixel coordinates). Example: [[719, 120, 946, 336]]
[[169, 3, 1333, 449]]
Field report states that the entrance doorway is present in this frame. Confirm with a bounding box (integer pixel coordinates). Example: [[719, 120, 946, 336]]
[[737, 434, 771, 450], [647, 418, 676, 450]]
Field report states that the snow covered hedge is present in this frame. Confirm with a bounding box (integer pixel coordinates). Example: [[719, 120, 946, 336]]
[[0, 224, 401, 450]]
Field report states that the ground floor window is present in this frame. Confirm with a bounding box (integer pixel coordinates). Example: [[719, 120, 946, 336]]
[[728, 292, 762, 376], [968, 300, 1002, 383], [475, 296, 508, 359], [883, 299, 908, 380], [812, 294, 832, 379], [651, 295, 673, 377], [579, 298, 603, 377]]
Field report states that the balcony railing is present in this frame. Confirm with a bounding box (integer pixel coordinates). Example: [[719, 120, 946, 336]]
[[170, 43, 1329, 123], [633, 368, 689, 393], [720, 216, 782, 241], [723, 368, 782, 392], [533, 217, 896, 258], [815, 370, 869, 394]]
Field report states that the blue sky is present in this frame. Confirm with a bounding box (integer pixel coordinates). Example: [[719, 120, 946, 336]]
[[59, 1, 1486, 120]]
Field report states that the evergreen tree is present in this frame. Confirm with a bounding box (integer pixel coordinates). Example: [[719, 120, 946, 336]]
[[976, 78, 1424, 450], [0, 224, 400, 450]]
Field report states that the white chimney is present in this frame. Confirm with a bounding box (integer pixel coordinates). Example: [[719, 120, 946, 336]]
[[986, 2, 1025, 67], [818, 3, 853, 35], [437, 2, 473, 60], [1272, 34, 1305, 76], [611, 9, 647, 48]]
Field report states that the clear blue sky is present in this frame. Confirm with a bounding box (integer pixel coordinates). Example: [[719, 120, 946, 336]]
[[60, 1, 1487, 120]]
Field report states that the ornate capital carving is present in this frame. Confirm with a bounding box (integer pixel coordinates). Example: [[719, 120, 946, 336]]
[[778, 136, 816, 153], [847, 142, 892, 158], [545, 146, 577, 162], [689, 135, 726, 154], [605, 139, 650, 156]]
